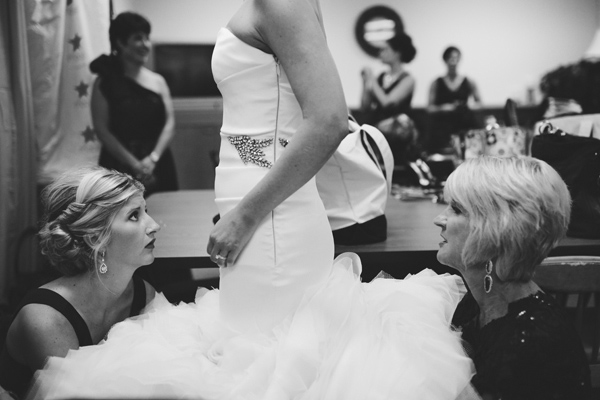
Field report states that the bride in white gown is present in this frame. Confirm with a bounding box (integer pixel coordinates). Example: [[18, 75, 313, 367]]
[[29, 1, 477, 399]]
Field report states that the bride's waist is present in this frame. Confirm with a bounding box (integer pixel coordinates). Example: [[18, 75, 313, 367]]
[[214, 164, 319, 212], [218, 133, 291, 169]]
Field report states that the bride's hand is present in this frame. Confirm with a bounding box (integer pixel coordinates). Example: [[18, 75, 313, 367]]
[[206, 207, 258, 267]]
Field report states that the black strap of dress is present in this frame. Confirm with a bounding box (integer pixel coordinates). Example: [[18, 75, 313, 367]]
[[12, 275, 146, 347], [15, 289, 93, 346], [0, 276, 148, 398]]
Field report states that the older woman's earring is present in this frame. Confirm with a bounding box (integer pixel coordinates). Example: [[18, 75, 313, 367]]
[[484, 260, 493, 293], [99, 251, 108, 274]]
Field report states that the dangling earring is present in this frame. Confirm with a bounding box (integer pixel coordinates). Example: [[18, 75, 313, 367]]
[[484, 260, 493, 293], [99, 250, 108, 274]]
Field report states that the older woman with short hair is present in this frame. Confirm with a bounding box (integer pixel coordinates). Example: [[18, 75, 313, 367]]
[[435, 156, 591, 399], [0, 167, 158, 398], [90, 12, 178, 196]]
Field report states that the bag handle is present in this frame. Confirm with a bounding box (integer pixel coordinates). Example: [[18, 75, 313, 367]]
[[358, 124, 395, 193], [538, 121, 567, 136]]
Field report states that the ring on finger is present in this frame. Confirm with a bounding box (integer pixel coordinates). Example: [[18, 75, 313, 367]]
[[215, 254, 228, 266]]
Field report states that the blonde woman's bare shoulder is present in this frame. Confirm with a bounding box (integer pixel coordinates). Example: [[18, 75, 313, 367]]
[[8, 302, 79, 367]]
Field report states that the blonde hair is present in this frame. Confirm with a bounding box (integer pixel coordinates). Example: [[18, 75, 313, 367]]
[[39, 167, 144, 276], [444, 156, 571, 282]]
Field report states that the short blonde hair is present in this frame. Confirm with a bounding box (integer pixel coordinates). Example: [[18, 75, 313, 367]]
[[39, 167, 144, 276], [444, 156, 571, 282]]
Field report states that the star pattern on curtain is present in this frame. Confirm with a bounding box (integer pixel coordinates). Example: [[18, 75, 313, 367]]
[[69, 34, 82, 52], [81, 126, 96, 143], [75, 81, 89, 98]]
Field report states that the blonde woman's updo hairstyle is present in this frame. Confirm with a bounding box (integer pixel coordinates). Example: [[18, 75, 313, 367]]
[[444, 156, 571, 282], [39, 167, 144, 276]]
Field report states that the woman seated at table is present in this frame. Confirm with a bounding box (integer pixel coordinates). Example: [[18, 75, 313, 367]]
[[427, 46, 481, 154], [435, 156, 591, 399], [0, 167, 157, 398], [360, 33, 420, 164]]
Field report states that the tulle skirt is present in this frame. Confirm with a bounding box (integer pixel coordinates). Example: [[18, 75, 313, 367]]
[[28, 253, 476, 400]]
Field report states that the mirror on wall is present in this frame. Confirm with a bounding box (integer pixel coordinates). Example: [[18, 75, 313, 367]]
[[355, 5, 404, 57]]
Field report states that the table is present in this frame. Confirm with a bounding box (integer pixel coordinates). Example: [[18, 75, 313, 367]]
[[146, 190, 600, 280]]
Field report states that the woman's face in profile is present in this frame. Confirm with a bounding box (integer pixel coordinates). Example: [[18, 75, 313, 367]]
[[118, 31, 151, 65], [433, 200, 470, 271], [105, 194, 160, 269]]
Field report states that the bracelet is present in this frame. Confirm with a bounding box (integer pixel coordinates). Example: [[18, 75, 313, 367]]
[[149, 151, 160, 163]]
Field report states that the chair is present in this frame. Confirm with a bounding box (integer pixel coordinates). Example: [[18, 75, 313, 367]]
[[533, 255, 600, 389]]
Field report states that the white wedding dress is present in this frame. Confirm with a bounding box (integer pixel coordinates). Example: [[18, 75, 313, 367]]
[[28, 28, 477, 400]]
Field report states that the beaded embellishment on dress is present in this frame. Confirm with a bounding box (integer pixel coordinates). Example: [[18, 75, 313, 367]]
[[228, 136, 289, 168]]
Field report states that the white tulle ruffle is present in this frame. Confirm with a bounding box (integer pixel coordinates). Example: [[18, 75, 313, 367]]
[[28, 253, 476, 400]]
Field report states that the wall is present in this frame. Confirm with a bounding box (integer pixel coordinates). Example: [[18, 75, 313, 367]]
[[115, 0, 600, 107], [112, 0, 600, 189]]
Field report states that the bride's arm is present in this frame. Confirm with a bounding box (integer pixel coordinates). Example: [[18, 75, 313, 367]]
[[207, 0, 347, 266]]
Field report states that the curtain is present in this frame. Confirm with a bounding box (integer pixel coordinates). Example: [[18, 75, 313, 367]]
[[0, 0, 110, 305], [0, 0, 37, 306], [0, 0, 16, 306], [34, 0, 109, 184]]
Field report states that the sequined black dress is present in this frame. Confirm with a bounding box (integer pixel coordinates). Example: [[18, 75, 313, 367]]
[[453, 290, 592, 400], [90, 55, 178, 196]]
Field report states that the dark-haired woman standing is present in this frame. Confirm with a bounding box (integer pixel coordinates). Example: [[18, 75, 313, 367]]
[[90, 12, 178, 196]]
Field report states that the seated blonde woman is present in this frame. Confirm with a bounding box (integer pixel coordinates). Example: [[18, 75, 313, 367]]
[[0, 167, 158, 398], [434, 156, 591, 399]]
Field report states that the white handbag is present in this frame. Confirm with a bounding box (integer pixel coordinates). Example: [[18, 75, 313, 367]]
[[316, 119, 394, 233]]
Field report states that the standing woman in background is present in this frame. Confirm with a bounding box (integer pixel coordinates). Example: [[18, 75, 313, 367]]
[[427, 46, 482, 153], [90, 12, 178, 196]]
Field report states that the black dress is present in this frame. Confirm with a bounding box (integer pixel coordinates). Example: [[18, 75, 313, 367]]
[[0, 275, 147, 398], [365, 72, 420, 163], [453, 290, 592, 400], [428, 76, 478, 152], [366, 71, 413, 125], [90, 55, 178, 196]]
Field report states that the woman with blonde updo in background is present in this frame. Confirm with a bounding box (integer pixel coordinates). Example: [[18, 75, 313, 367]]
[[0, 167, 157, 398], [360, 32, 420, 164]]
